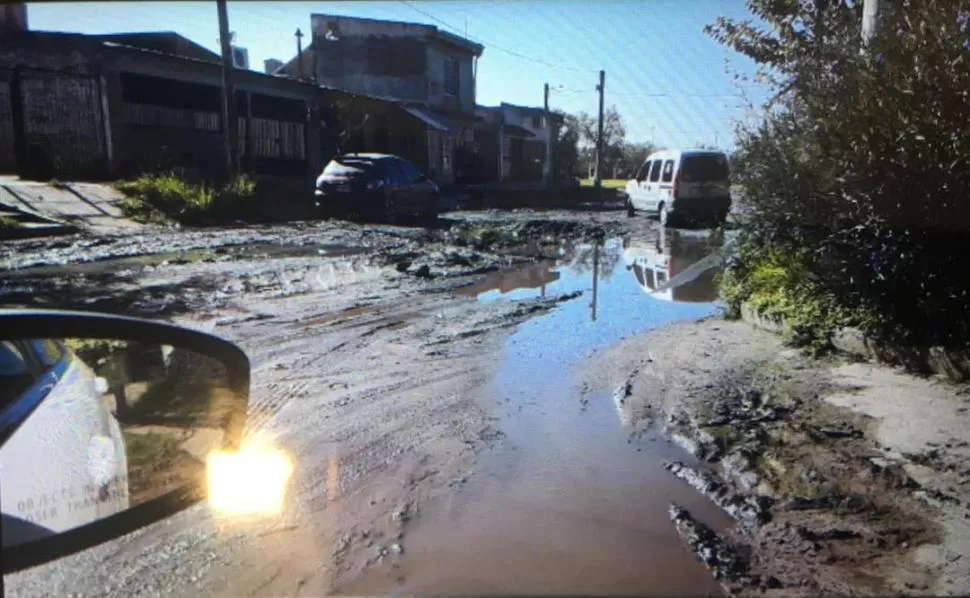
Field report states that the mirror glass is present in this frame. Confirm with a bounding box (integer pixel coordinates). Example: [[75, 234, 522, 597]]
[[0, 338, 243, 550]]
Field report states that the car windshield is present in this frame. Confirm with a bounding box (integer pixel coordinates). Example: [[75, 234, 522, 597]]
[[3, 1, 969, 596]]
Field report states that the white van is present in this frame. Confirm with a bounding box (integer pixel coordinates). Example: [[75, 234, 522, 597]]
[[623, 149, 731, 227]]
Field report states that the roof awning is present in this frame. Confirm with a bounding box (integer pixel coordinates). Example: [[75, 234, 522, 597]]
[[401, 106, 450, 132], [503, 124, 536, 138]]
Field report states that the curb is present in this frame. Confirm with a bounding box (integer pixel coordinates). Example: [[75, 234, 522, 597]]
[[740, 301, 970, 383]]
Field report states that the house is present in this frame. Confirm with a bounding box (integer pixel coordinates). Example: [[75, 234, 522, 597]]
[[0, 30, 332, 183], [474, 103, 563, 184], [279, 14, 485, 185]]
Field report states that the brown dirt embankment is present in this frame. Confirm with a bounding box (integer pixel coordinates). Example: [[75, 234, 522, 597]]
[[577, 317, 970, 596]]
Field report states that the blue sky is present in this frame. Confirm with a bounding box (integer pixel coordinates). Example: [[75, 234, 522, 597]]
[[27, 1, 770, 149]]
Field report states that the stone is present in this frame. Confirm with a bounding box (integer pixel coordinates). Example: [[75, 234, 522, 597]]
[[390, 543, 404, 555], [831, 327, 871, 359]]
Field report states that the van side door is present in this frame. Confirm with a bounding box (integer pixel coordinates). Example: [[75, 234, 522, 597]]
[[646, 159, 664, 210], [631, 160, 651, 209]]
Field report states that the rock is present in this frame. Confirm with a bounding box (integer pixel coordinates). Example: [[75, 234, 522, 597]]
[[391, 503, 411, 523], [764, 575, 782, 589], [664, 461, 767, 523], [831, 327, 871, 359], [390, 543, 404, 555], [411, 264, 432, 278], [669, 504, 749, 583]]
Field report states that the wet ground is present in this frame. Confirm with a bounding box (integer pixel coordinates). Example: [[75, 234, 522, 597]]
[[1, 209, 738, 597], [345, 235, 730, 596]]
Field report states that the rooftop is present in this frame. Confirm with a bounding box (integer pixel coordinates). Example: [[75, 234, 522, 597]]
[[311, 13, 483, 56]]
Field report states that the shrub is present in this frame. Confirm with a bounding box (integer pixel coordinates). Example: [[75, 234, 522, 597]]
[[116, 173, 264, 226], [710, 1, 970, 349]]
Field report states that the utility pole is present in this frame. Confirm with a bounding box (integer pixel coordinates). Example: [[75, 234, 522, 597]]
[[543, 82, 551, 187], [594, 70, 605, 190], [862, 0, 880, 44], [217, 0, 238, 180], [295, 28, 305, 78]]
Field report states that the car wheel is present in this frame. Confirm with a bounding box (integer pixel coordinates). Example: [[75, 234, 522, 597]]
[[625, 195, 635, 218]]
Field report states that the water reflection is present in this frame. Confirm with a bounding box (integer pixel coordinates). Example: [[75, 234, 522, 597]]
[[623, 228, 721, 303], [456, 262, 561, 300]]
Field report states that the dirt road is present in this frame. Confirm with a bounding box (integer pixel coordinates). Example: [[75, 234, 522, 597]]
[[4, 206, 958, 597], [5, 207, 720, 596]]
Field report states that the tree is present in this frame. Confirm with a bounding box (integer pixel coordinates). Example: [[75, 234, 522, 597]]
[[709, 0, 970, 347], [553, 111, 582, 180], [573, 106, 626, 179], [619, 142, 656, 178]]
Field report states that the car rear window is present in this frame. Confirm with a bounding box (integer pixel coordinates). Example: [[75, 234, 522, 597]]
[[321, 158, 382, 181], [680, 154, 729, 182]]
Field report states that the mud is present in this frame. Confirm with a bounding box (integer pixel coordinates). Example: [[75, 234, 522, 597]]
[[578, 319, 964, 596], [18, 206, 939, 597], [2, 208, 680, 597]]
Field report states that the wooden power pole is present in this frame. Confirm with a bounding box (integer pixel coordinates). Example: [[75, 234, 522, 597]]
[[296, 28, 305, 78], [543, 82, 551, 187], [217, 0, 238, 180], [594, 70, 605, 190]]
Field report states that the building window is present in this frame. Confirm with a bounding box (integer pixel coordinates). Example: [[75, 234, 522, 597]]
[[531, 115, 544, 129], [443, 58, 459, 97]]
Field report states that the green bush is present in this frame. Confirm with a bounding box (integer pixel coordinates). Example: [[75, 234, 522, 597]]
[[0, 216, 23, 230], [116, 173, 268, 226], [710, 0, 970, 349]]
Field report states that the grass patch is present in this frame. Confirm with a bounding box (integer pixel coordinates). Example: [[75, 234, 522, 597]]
[[115, 173, 270, 226], [580, 178, 627, 190]]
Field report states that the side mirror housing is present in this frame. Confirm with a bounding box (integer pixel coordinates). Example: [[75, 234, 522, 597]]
[[0, 310, 254, 574]]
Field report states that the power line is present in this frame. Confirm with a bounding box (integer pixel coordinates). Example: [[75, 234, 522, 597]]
[[397, 0, 595, 74], [550, 89, 751, 99]]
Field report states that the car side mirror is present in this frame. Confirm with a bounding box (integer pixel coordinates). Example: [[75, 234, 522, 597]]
[[0, 310, 270, 575]]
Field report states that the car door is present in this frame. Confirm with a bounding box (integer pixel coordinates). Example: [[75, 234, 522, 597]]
[[1, 341, 128, 547], [402, 159, 436, 213], [646, 159, 664, 210], [386, 159, 415, 213], [397, 159, 424, 214], [658, 159, 676, 207], [631, 160, 651, 210]]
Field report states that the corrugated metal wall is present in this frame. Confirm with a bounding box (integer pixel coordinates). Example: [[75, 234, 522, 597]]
[[240, 117, 305, 160], [0, 75, 15, 173], [19, 71, 106, 178]]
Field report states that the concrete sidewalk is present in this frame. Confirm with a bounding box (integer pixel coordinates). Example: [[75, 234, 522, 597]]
[[0, 177, 144, 237]]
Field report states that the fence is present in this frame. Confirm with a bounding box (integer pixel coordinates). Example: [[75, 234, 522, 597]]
[[0, 69, 108, 179]]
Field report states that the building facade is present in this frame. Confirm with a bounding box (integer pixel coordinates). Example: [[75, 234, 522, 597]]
[[0, 31, 329, 185], [475, 103, 563, 184], [288, 14, 484, 185]]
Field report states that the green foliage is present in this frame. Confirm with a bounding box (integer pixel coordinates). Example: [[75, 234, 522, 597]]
[[710, 0, 970, 348], [116, 173, 270, 226], [720, 237, 860, 352], [0, 216, 23, 230], [123, 431, 181, 468]]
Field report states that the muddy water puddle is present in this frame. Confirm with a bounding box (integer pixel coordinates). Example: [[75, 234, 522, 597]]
[[347, 231, 731, 595]]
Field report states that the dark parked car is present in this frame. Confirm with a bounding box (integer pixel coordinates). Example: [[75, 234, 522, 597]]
[[314, 153, 440, 223]]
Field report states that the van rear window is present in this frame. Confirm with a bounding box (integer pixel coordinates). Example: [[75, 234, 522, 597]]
[[681, 154, 729, 182]]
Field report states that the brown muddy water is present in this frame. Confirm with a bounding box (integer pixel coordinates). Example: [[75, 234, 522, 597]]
[[345, 231, 731, 596]]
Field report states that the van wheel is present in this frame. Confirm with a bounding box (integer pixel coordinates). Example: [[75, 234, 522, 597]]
[[625, 196, 635, 218]]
